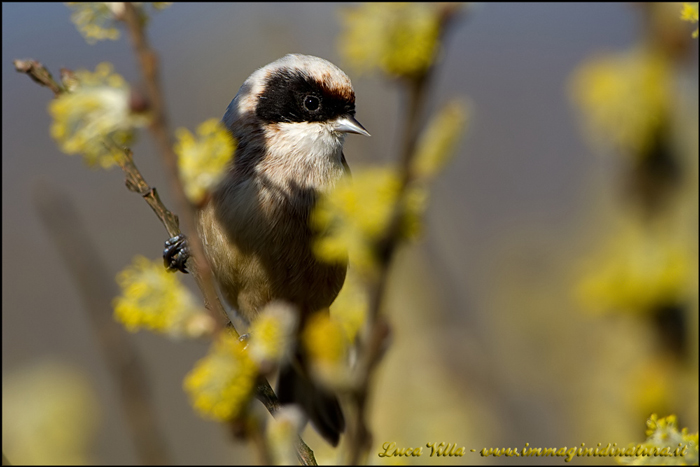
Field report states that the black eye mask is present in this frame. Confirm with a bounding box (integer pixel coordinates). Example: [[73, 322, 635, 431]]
[[256, 69, 355, 124]]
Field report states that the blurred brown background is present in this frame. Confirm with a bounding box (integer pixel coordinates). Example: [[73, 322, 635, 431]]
[[2, 3, 698, 465]]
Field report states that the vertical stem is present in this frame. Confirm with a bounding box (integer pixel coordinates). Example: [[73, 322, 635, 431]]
[[121, 3, 228, 330], [346, 6, 462, 463], [347, 70, 430, 467]]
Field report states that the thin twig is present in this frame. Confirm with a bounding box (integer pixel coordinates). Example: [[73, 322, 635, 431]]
[[346, 5, 463, 464], [117, 148, 180, 236], [14, 59, 64, 96], [346, 67, 429, 467], [33, 181, 172, 465], [120, 3, 229, 333], [254, 378, 318, 465], [114, 147, 234, 335]]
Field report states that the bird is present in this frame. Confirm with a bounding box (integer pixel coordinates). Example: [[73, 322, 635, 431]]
[[164, 54, 369, 446]]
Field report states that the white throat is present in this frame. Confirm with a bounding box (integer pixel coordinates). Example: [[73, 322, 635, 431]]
[[258, 121, 346, 190]]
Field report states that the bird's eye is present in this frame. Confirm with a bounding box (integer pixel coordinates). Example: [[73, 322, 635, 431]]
[[303, 95, 320, 112]]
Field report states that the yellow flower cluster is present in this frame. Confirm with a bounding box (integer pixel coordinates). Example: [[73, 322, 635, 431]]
[[183, 333, 258, 421], [303, 312, 352, 389], [618, 414, 699, 465], [312, 167, 429, 273], [113, 255, 213, 338], [312, 167, 401, 272], [49, 62, 150, 168], [339, 3, 441, 77], [247, 302, 298, 371], [174, 118, 236, 204], [681, 3, 699, 38], [403, 184, 429, 239], [577, 222, 690, 315], [66, 3, 121, 44], [330, 268, 368, 342], [66, 3, 171, 44], [267, 406, 303, 465], [569, 47, 671, 159], [413, 99, 470, 179]]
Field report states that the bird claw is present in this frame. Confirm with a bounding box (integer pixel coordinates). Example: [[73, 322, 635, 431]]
[[163, 233, 190, 273]]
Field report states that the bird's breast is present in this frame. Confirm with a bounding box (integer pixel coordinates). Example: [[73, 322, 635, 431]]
[[203, 167, 346, 320]]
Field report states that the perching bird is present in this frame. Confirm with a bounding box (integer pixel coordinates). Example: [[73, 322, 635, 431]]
[[165, 54, 369, 446]]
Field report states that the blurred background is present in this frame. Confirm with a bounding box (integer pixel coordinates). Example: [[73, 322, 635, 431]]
[[2, 3, 698, 465]]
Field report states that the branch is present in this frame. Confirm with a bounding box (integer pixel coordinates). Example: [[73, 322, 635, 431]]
[[120, 3, 229, 333], [117, 148, 180, 236], [346, 5, 463, 464], [13, 59, 64, 96], [254, 379, 317, 465], [345, 74, 426, 466]]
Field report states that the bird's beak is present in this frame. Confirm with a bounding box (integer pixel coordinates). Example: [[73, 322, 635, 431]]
[[334, 115, 371, 137]]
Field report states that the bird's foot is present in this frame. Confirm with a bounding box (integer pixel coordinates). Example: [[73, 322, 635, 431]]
[[163, 233, 190, 273]]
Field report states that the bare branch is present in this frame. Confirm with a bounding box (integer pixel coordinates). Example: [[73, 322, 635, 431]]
[[14, 59, 65, 96]]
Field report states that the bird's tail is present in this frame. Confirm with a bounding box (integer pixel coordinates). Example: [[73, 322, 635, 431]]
[[276, 356, 345, 447]]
